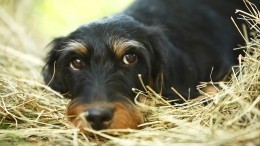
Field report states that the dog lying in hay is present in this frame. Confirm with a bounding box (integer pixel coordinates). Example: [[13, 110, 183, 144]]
[[43, 0, 247, 131]]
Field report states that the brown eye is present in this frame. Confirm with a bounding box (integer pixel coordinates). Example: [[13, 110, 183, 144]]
[[70, 58, 84, 70], [123, 53, 137, 65]]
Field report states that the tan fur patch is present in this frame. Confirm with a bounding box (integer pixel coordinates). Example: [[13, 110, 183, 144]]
[[59, 40, 88, 55], [109, 102, 144, 129], [111, 39, 144, 59], [66, 100, 144, 133]]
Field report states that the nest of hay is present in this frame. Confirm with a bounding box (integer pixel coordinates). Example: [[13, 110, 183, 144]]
[[0, 1, 259, 146]]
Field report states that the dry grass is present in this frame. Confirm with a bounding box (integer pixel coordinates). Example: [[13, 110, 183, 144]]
[[0, 1, 259, 146]]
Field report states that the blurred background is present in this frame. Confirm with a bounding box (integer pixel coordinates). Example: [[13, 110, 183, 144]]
[[0, 0, 133, 57]]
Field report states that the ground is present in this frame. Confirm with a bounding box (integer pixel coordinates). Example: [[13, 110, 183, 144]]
[[0, 1, 259, 146]]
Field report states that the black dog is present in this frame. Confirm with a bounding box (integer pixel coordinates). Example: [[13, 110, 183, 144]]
[[43, 0, 247, 131]]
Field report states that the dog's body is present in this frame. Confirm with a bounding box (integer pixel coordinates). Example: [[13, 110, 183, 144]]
[[43, 0, 246, 131], [124, 0, 244, 98]]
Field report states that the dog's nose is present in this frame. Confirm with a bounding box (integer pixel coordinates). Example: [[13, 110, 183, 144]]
[[86, 107, 114, 130]]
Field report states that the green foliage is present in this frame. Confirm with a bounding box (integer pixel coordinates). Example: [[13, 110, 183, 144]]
[[32, 0, 133, 37]]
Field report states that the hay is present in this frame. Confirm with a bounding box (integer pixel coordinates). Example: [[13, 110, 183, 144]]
[[0, 1, 259, 146]]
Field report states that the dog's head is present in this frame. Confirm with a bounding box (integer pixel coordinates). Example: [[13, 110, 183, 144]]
[[43, 15, 174, 131]]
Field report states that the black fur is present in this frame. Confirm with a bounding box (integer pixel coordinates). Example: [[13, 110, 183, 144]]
[[43, 0, 249, 105]]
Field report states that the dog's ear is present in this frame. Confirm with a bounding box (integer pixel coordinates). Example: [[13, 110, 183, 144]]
[[43, 37, 69, 94], [146, 27, 199, 101], [145, 27, 174, 94]]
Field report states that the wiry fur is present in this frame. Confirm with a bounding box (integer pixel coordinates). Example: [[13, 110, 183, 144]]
[[43, 0, 249, 130]]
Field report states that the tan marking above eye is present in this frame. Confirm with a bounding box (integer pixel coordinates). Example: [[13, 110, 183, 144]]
[[59, 41, 88, 56], [110, 39, 144, 59]]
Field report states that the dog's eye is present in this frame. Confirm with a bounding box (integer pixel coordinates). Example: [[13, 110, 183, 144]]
[[123, 53, 138, 65], [70, 58, 84, 70]]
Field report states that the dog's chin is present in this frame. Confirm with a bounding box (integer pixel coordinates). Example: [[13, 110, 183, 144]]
[[66, 100, 144, 133]]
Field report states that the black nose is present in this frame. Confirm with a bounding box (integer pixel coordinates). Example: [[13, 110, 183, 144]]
[[86, 107, 114, 130]]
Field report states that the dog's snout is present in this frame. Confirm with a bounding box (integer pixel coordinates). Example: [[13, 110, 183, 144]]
[[86, 107, 114, 130]]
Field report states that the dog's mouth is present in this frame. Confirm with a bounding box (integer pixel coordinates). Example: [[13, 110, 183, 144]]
[[66, 101, 144, 132]]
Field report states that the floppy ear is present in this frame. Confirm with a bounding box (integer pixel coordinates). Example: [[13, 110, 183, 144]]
[[145, 27, 175, 92], [42, 37, 69, 94], [146, 27, 199, 102]]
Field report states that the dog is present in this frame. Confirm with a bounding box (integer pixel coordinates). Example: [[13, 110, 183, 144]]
[[43, 0, 247, 131]]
